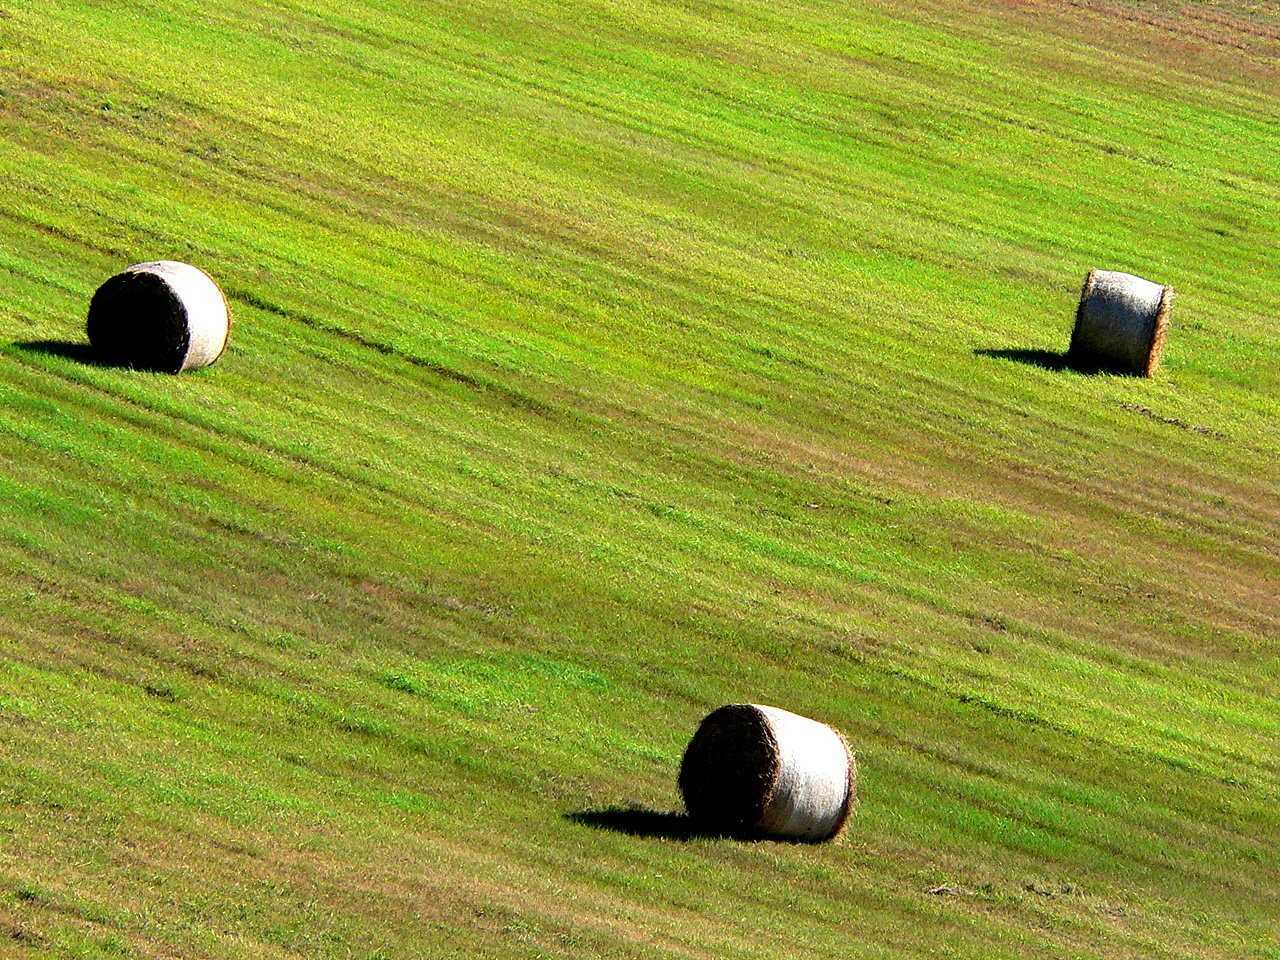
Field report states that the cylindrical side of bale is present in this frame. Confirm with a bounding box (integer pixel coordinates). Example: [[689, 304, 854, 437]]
[[679, 703, 856, 842], [1068, 269, 1173, 377], [87, 260, 231, 373]]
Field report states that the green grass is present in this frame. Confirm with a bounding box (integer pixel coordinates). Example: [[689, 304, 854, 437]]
[[1, 0, 1278, 956]]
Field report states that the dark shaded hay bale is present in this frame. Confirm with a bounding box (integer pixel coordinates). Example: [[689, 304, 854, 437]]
[[1069, 269, 1173, 377], [87, 261, 231, 373], [679, 704, 856, 842]]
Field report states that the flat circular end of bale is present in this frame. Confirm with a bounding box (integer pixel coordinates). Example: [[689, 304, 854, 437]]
[[87, 270, 189, 372], [678, 704, 780, 837], [1145, 285, 1174, 377], [1067, 269, 1097, 360], [827, 731, 858, 839], [86, 261, 231, 373]]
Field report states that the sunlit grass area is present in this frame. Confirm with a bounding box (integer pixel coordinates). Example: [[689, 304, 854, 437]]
[[1, 0, 1277, 956]]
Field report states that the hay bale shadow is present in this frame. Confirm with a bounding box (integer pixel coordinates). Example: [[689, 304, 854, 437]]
[[975, 346, 1129, 375], [566, 806, 725, 840], [10, 339, 149, 370], [974, 347, 1074, 372]]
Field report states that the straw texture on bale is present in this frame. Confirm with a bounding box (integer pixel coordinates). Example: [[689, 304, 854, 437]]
[[87, 261, 231, 373], [679, 704, 856, 842], [1069, 269, 1173, 377]]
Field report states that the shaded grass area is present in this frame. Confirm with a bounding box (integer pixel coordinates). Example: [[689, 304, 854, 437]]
[[10, 339, 131, 369], [0, 0, 1278, 957], [974, 347, 1075, 373], [567, 808, 716, 841]]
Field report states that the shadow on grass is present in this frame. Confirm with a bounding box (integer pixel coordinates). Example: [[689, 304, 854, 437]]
[[974, 347, 1076, 372], [974, 347, 1137, 376], [566, 807, 724, 840], [8, 340, 132, 369]]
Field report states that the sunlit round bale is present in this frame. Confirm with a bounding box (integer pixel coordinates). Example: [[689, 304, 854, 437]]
[[87, 261, 231, 373], [1069, 269, 1173, 377], [678, 703, 856, 842]]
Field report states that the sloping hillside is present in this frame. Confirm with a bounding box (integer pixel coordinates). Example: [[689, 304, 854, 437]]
[[1, 1, 1277, 957]]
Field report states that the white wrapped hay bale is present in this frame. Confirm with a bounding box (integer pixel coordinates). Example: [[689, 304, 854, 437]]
[[87, 261, 231, 373], [1069, 269, 1173, 377], [679, 704, 856, 842]]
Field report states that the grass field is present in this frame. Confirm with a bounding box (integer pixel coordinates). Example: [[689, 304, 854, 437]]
[[1, 0, 1278, 956]]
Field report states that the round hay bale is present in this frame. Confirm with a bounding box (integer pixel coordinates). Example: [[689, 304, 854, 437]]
[[87, 261, 231, 373], [678, 703, 856, 842], [1068, 269, 1173, 377]]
